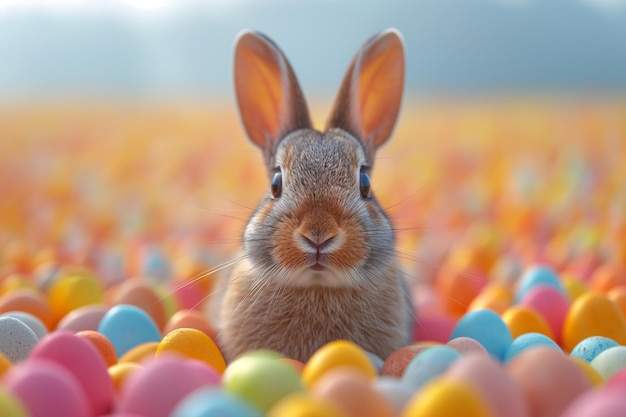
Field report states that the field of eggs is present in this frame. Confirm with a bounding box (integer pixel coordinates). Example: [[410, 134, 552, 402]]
[[0, 100, 625, 416]]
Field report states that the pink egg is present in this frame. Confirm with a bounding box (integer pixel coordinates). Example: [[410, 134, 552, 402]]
[[519, 285, 569, 344], [446, 354, 529, 417], [447, 337, 489, 356], [3, 359, 91, 417], [506, 347, 590, 417], [118, 355, 220, 417], [560, 388, 626, 417], [414, 315, 455, 343], [56, 305, 109, 332], [29, 331, 115, 416]]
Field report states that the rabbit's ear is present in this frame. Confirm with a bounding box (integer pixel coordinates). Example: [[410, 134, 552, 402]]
[[234, 30, 312, 151], [327, 29, 405, 154]]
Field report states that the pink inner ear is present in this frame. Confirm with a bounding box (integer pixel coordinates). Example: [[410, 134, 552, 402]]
[[355, 34, 405, 149], [235, 35, 288, 148]]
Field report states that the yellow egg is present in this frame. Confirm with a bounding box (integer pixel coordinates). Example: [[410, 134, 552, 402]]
[[109, 362, 142, 391], [502, 306, 554, 339], [0, 389, 29, 417], [156, 327, 226, 373], [561, 276, 588, 301], [562, 292, 626, 352], [118, 341, 159, 363], [400, 378, 493, 417], [302, 340, 376, 387], [570, 356, 604, 387], [468, 282, 513, 315], [47, 273, 104, 325], [268, 393, 347, 417]]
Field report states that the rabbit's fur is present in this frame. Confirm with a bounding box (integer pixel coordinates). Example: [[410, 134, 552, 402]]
[[216, 29, 414, 362]]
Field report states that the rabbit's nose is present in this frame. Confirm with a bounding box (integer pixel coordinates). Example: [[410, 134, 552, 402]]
[[299, 233, 337, 252]]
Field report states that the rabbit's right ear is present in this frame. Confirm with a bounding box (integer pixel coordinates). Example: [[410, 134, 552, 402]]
[[234, 31, 312, 153]]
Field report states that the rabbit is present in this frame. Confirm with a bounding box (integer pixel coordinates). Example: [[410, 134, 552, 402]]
[[215, 28, 414, 363]]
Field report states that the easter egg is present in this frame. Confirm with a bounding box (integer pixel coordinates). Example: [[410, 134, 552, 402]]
[[3, 360, 91, 417], [401, 346, 461, 391], [413, 314, 455, 343], [98, 304, 162, 358], [400, 378, 492, 417], [381, 344, 434, 377], [119, 341, 159, 363], [515, 265, 565, 302], [118, 355, 220, 417], [171, 387, 263, 417], [312, 368, 393, 417], [570, 357, 604, 386], [268, 392, 347, 417], [29, 331, 115, 416], [164, 309, 217, 340], [0, 351, 12, 375], [0, 317, 38, 363], [56, 304, 109, 332], [156, 328, 225, 373], [450, 309, 513, 360], [506, 347, 590, 417], [0, 290, 54, 329], [570, 335, 619, 363], [518, 285, 569, 343], [501, 305, 554, 339], [1, 311, 47, 340], [47, 272, 104, 324], [447, 354, 529, 417], [109, 362, 142, 391], [0, 388, 29, 417], [302, 340, 377, 387], [503, 333, 561, 363], [223, 355, 303, 412], [562, 292, 626, 352], [590, 346, 626, 380], [76, 330, 118, 367], [373, 377, 414, 416], [113, 280, 167, 331], [560, 388, 626, 417], [447, 337, 489, 356]]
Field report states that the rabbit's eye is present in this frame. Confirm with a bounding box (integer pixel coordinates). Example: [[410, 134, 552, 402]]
[[271, 172, 282, 198], [360, 171, 371, 198]]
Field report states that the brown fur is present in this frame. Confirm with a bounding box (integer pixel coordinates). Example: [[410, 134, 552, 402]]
[[216, 29, 413, 362]]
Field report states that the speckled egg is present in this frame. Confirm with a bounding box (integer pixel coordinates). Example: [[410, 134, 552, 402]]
[[0, 317, 38, 363]]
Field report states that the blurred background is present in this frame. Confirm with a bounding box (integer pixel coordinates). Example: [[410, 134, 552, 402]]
[[1, 0, 626, 103], [1, 0, 625, 292]]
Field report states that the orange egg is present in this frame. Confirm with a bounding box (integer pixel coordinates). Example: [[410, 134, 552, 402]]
[[77, 330, 118, 367], [0, 290, 54, 330], [163, 309, 217, 341], [590, 264, 626, 293], [113, 280, 167, 331]]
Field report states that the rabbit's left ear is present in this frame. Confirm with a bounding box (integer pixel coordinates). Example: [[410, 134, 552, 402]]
[[234, 30, 312, 154], [327, 29, 405, 154]]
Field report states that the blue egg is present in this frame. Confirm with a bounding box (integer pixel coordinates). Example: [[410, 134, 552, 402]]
[[515, 265, 565, 302], [0, 316, 39, 363], [400, 346, 461, 392], [171, 387, 263, 417], [570, 336, 619, 363], [450, 309, 513, 361], [97, 304, 161, 358], [366, 351, 384, 374], [503, 333, 562, 362]]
